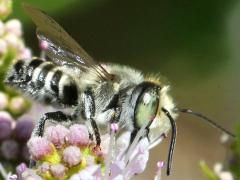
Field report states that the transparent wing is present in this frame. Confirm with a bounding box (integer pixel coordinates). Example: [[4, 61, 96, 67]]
[[22, 3, 112, 81]]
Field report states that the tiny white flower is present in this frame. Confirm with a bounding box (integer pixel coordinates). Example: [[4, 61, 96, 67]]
[[4, 33, 19, 48], [5, 19, 22, 37]]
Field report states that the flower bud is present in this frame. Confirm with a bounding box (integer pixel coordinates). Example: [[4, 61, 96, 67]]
[[28, 137, 54, 160], [21, 169, 42, 180], [5, 19, 22, 37], [9, 96, 26, 114], [15, 116, 34, 141], [0, 111, 13, 140], [50, 164, 66, 178], [39, 40, 48, 50], [4, 33, 19, 48], [1, 139, 19, 160], [63, 146, 82, 167], [38, 162, 50, 174], [15, 117, 33, 139], [0, 0, 12, 20], [45, 125, 69, 148], [67, 124, 89, 146]]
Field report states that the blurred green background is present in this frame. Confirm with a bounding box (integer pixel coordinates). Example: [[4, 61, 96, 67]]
[[11, 0, 240, 179]]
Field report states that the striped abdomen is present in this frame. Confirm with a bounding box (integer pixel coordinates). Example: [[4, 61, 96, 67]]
[[5, 58, 79, 107]]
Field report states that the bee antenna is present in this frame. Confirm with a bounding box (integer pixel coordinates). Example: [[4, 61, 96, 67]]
[[177, 108, 236, 138], [161, 107, 177, 176]]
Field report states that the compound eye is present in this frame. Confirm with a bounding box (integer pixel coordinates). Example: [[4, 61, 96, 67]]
[[135, 88, 159, 128]]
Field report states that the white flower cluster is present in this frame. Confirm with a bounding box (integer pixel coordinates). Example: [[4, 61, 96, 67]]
[[0, 18, 31, 64]]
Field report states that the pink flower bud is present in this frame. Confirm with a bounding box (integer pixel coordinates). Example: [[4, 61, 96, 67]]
[[63, 146, 82, 167], [39, 40, 48, 50], [110, 123, 119, 133], [157, 161, 164, 170], [50, 164, 66, 178], [45, 125, 69, 148], [67, 124, 89, 146], [28, 137, 53, 160]]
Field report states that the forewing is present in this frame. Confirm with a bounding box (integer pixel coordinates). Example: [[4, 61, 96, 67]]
[[22, 3, 111, 81]]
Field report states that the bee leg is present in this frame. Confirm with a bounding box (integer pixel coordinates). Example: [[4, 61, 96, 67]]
[[130, 129, 138, 144], [29, 111, 71, 168], [129, 126, 149, 144], [90, 118, 101, 146], [32, 111, 71, 137], [81, 89, 101, 146]]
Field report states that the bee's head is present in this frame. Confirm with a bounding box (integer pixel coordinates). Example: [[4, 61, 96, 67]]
[[129, 81, 177, 176], [4, 60, 26, 86], [130, 81, 177, 143], [130, 80, 235, 176]]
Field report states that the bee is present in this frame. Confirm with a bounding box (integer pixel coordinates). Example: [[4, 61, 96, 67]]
[[4, 3, 235, 176]]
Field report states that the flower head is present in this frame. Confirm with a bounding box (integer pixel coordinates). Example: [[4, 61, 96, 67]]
[[19, 122, 158, 179]]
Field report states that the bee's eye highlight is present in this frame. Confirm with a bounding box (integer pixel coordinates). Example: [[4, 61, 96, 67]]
[[135, 88, 159, 128]]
